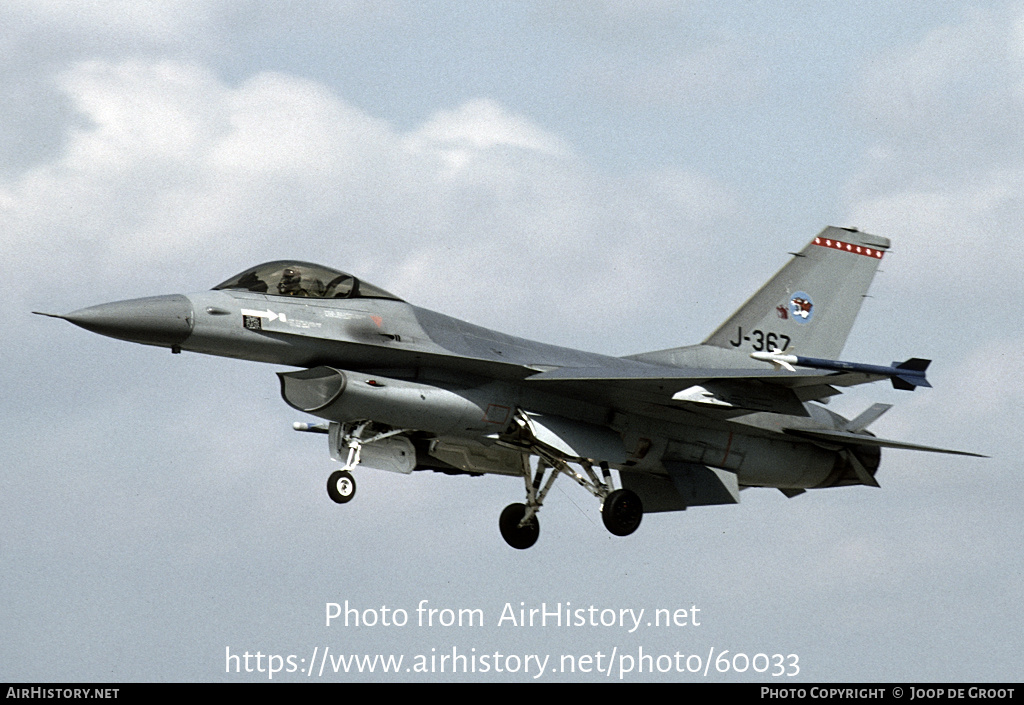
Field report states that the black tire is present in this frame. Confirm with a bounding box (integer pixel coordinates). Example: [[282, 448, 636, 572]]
[[601, 489, 643, 536], [499, 503, 540, 549], [327, 470, 356, 504]]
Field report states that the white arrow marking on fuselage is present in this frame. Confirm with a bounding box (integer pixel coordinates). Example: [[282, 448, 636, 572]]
[[240, 308, 287, 323]]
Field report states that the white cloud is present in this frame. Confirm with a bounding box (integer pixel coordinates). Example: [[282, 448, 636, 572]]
[[846, 5, 1024, 299], [407, 98, 570, 171], [3, 58, 746, 350]]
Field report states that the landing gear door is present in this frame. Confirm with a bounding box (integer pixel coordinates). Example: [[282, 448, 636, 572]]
[[520, 411, 627, 465], [328, 422, 416, 474]]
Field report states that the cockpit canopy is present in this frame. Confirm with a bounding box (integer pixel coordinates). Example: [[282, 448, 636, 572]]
[[213, 261, 403, 301]]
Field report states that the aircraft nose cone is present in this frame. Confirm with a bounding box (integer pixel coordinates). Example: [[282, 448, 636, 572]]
[[60, 294, 194, 347]]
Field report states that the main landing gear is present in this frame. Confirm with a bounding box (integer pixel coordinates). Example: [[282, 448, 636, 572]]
[[499, 452, 643, 550]]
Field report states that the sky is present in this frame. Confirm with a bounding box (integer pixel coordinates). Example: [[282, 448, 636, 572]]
[[2, 0, 1022, 683]]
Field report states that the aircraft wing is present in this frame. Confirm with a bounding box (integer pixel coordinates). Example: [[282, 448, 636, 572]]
[[523, 364, 911, 417]]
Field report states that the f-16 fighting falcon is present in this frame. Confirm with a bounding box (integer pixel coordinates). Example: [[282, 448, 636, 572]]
[[38, 227, 984, 549]]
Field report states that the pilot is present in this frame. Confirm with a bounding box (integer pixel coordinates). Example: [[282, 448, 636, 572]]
[[277, 267, 308, 296]]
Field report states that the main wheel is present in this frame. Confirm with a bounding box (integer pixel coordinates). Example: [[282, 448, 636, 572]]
[[601, 489, 643, 536], [327, 470, 356, 504], [499, 503, 540, 549]]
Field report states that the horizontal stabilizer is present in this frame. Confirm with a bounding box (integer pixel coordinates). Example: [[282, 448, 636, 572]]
[[783, 427, 987, 457], [843, 403, 892, 433]]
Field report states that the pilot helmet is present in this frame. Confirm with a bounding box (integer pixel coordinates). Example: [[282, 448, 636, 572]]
[[278, 267, 303, 293]]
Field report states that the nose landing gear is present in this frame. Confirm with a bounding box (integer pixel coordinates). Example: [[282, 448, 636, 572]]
[[295, 420, 412, 507]]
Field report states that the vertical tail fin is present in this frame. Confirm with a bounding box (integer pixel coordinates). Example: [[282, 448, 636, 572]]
[[702, 227, 889, 359]]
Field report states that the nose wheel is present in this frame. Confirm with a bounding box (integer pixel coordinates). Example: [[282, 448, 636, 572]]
[[327, 469, 356, 504], [307, 421, 413, 507]]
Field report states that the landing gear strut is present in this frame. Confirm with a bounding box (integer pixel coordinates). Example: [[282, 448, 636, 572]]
[[315, 420, 411, 506]]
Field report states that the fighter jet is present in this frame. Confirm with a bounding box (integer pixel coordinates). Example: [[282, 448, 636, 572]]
[[38, 227, 984, 549]]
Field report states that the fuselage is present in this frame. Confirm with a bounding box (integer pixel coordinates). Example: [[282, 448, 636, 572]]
[[56, 274, 870, 493]]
